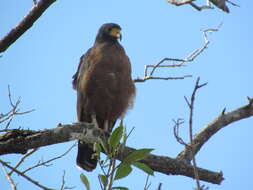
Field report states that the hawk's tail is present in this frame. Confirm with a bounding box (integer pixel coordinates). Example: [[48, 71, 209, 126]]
[[76, 140, 97, 172]]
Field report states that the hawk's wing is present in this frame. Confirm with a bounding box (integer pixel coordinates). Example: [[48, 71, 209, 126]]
[[72, 48, 92, 90]]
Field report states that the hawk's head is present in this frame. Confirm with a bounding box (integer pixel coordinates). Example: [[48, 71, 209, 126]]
[[95, 23, 122, 43]]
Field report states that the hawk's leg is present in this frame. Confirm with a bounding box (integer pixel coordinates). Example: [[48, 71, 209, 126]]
[[91, 113, 99, 129], [104, 120, 109, 132]]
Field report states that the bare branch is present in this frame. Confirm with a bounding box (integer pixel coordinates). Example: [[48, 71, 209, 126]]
[[9, 148, 38, 176], [0, 123, 223, 184], [0, 122, 98, 155], [1, 165, 17, 190], [1, 86, 34, 128], [0, 159, 52, 190], [143, 175, 151, 190], [173, 119, 188, 146], [185, 77, 207, 190], [166, 0, 194, 6], [0, 0, 56, 53], [116, 146, 223, 184], [156, 183, 162, 190], [189, 2, 213, 11], [166, 0, 237, 13], [177, 97, 253, 162], [59, 170, 75, 190], [23, 143, 76, 173], [134, 24, 220, 83]]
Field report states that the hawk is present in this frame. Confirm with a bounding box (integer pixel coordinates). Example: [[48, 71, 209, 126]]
[[72, 23, 136, 171]]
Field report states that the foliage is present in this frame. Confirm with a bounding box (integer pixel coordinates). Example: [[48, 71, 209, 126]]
[[80, 122, 154, 190]]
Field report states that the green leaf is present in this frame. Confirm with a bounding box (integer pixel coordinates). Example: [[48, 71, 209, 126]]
[[122, 125, 127, 146], [124, 148, 154, 164], [99, 174, 108, 186], [108, 125, 123, 149], [112, 186, 129, 190], [99, 138, 109, 154], [133, 162, 154, 176], [80, 173, 90, 190], [93, 142, 102, 153], [114, 163, 132, 180]]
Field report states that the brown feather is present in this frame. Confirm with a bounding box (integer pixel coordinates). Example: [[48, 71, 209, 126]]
[[72, 23, 135, 171]]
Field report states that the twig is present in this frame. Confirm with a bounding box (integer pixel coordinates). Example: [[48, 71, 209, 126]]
[[23, 143, 76, 173], [105, 158, 116, 190], [177, 97, 253, 162], [156, 183, 162, 190], [226, 0, 240, 7], [144, 175, 151, 190], [134, 24, 221, 83], [0, 159, 52, 190], [59, 170, 75, 190], [60, 170, 66, 190], [173, 119, 188, 146], [189, 2, 213, 11], [1, 165, 17, 190], [166, 0, 234, 12], [166, 0, 194, 6], [184, 77, 207, 190], [0, 0, 56, 53], [1, 86, 34, 128], [9, 148, 38, 176]]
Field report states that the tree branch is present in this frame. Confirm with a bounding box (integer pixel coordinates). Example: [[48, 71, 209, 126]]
[[116, 146, 223, 184], [177, 97, 253, 162], [134, 24, 221, 83], [0, 122, 98, 155], [0, 123, 223, 184], [0, 159, 52, 190], [0, 0, 56, 53], [166, 0, 238, 13]]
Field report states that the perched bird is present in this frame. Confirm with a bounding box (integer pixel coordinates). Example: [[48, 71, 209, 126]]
[[72, 23, 136, 171]]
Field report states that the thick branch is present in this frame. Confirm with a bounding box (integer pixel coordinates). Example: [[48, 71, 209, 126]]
[[0, 0, 56, 53], [117, 146, 223, 184], [177, 98, 253, 162], [0, 123, 223, 184], [0, 122, 99, 155]]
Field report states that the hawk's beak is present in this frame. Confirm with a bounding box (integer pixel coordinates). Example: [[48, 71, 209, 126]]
[[118, 33, 122, 41], [110, 28, 122, 41]]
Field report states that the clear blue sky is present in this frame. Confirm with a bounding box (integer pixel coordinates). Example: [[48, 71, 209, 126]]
[[1, 0, 253, 189]]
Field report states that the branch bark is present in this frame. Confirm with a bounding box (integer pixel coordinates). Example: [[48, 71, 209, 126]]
[[0, 0, 56, 53], [0, 123, 223, 184], [177, 98, 253, 162]]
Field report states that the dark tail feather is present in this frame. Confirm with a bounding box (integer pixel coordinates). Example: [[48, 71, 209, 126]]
[[76, 140, 97, 171]]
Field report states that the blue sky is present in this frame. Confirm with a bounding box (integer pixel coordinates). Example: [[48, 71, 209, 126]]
[[1, 0, 253, 189]]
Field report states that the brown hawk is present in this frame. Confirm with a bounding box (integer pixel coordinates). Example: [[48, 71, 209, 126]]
[[72, 23, 136, 171]]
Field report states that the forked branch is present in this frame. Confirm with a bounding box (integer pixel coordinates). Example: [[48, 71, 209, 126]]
[[134, 24, 222, 83]]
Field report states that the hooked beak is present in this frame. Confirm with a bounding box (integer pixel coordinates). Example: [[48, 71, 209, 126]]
[[110, 28, 122, 41]]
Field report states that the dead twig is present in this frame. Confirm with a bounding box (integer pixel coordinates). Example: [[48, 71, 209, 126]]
[[134, 24, 221, 83], [183, 77, 207, 190], [0, 159, 52, 190], [166, 0, 238, 13], [23, 143, 76, 173], [173, 118, 188, 146], [1, 165, 17, 190], [177, 96, 253, 162], [0, 86, 34, 129], [143, 174, 151, 190], [60, 170, 75, 190], [9, 148, 38, 176]]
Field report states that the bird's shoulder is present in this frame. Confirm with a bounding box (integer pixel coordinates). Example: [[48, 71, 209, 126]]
[[72, 48, 93, 90]]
